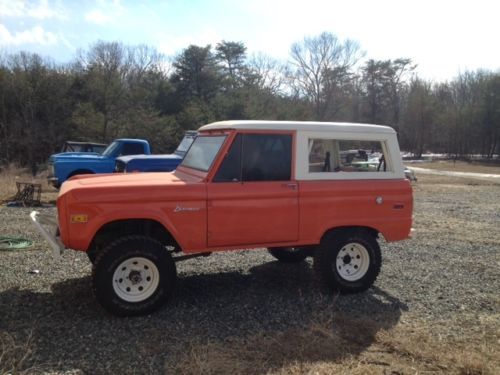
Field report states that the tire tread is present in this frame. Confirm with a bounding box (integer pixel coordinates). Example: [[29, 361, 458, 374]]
[[314, 229, 381, 294], [92, 235, 176, 316]]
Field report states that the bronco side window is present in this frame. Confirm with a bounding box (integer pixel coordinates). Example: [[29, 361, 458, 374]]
[[214, 134, 292, 182], [308, 139, 391, 173], [214, 135, 242, 182]]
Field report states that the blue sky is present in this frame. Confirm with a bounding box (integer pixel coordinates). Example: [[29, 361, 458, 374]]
[[1, 0, 499, 81]]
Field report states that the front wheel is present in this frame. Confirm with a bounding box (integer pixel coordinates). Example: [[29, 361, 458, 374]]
[[314, 230, 381, 294], [92, 235, 176, 316]]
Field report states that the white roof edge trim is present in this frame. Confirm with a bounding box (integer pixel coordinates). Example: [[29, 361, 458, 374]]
[[198, 120, 396, 134]]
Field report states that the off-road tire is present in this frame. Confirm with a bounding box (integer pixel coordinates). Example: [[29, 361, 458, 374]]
[[314, 230, 381, 293], [87, 250, 96, 264], [92, 235, 176, 316], [268, 247, 312, 263]]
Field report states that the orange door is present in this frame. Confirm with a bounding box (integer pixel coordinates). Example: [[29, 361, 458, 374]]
[[207, 181, 299, 247]]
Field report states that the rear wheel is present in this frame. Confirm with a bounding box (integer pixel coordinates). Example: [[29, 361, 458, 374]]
[[314, 230, 381, 293], [92, 235, 176, 316], [268, 247, 312, 263]]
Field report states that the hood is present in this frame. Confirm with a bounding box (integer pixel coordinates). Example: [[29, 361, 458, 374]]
[[50, 152, 103, 161], [59, 170, 203, 203], [60, 170, 201, 192], [62, 172, 178, 190], [117, 154, 181, 163]]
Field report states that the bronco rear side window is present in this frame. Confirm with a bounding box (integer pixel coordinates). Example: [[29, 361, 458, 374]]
[[308, 139, 391, 173]]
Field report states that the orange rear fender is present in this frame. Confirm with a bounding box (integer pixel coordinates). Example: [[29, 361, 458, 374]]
[[298, 179, 413, 243]]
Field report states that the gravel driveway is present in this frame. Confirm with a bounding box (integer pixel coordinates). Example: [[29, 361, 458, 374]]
[[410, 166, 500, 182], [0, 176, 499, 374]]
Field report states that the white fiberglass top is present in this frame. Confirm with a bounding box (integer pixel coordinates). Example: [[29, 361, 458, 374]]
[[198, 120, 395, 134]]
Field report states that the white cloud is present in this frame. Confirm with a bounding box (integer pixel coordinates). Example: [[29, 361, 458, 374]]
[[232, 0, 500, 80], [85, 9, 111, 25], [84, 0, 126, 25], [0, 0, 24, 17], [0, 0, 66, 20], [0, 23, 59, 46], [157, 29, 221, 56]]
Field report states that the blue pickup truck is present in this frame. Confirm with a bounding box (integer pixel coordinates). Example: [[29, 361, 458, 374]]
[[60, 141, 108, 154], [47, 139, 151, 188], [114, 131, 197, 173]]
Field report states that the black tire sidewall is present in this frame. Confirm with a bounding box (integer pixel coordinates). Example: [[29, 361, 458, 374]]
[[315, 232, 381, 293], [92, 236, 176, 316]]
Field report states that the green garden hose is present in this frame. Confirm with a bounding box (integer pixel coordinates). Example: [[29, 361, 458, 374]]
[[0, 236, 33, 250]]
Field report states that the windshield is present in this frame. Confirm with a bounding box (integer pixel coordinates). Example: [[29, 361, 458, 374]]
[[94, 145, 107, 154], [101, 141, 120, 157], [180, 135, 226, 172], [175, 134, 197, 156]]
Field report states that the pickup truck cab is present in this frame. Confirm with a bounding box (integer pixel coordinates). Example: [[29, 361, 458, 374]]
[[47, 139, 151, 188], [60, 141, 108, 154], [114, 131, 197, 173], [32, 121, 413, 316]]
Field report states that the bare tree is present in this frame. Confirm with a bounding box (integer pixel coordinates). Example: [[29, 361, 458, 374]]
[[77, 41, 130, 140], [290, 32, 363, 120], [126, 44, 165, 82], [247, 53, 288, 95], [403, 78, 435, 157], [360, 58, 415, 126]]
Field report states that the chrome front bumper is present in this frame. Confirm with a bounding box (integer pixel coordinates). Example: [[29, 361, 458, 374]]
[[30, 211, 65, 258]]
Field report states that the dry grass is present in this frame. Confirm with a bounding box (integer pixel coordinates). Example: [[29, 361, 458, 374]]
[[409, 160, 500, 175], [1, 165, 499, 374], [162, 171, 500, 374], [411, 174, 500, 245], [164, 312, 499, 375], [0, 330, 36, 375], [0, 164, 58, 203]]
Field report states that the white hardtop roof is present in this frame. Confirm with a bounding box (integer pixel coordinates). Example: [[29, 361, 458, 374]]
[[198, 120, 395, 134]]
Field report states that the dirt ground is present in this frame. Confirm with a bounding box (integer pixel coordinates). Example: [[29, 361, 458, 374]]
[[0, 168, 499, 374], [407, 159, 500, 175]]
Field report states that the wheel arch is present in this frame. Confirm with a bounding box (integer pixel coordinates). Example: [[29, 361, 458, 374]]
[[88, 218, 181, 259], [321, 226, 380, 243], [314, 225, 382, 294]]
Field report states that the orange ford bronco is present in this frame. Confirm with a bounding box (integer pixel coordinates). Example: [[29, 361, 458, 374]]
[[31, 121, 413, 316]]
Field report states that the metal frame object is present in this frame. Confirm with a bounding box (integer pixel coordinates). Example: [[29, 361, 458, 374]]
[[13, 182, 42, 206], [30, 211, 65, 258]]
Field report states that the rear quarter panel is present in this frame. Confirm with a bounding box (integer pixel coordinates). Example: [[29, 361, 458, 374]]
[[299, 179, 413, 243]]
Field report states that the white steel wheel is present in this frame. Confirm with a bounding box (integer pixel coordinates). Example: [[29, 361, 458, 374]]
[[315, 230, 381, 294], [112, 257, 160, 303], [93, 236, 177, 316], [335, 242, 370, 282]]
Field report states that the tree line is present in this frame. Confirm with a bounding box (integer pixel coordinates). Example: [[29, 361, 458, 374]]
[[0, 32, 498, 168]]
